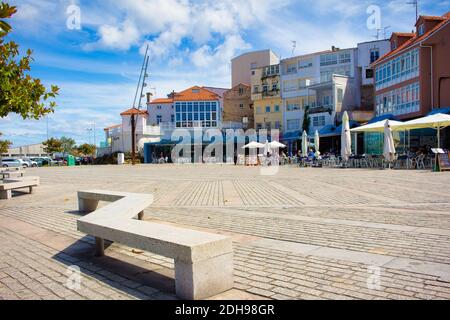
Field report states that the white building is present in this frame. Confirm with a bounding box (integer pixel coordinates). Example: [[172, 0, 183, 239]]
[[357, 40, 391, 110], [2, 143, 48, 157], [280, 52, 323, 151], [99, 108, 163, 156], [147, 96, 174, 126], [279, 41, 390, 154]]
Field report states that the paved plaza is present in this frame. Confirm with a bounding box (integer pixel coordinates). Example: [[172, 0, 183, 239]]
[[1, 165, 450, 300]]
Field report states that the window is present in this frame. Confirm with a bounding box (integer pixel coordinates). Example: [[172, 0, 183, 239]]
[[287, 119, 300, 131], [192, 89, 200, 93], [157, 115, 162, 124], [320, 53, 338, 66], [366, 69, 374, 79], [418, 24, 425, 36], [157, 105, 162, 110], [370, 49, 380, 63], [265, 106, 271, 113], [253, 86, 259, 94], [272, 83, 278, 91], [286, 63, 297, 73], [238, 87, 244, 95], [283, 80, 297, 92], [274, 121, 281, 129], [339, 52, 351, 64], [256, 123, 262, 130], [375, 81, 420, 116], [298, 59, 313, 69], [256, 107, 262, 114], [286, 103, 300, 111], [263, 85, 268, 93], [375, 48, 419, 90], [250, 62, 257, 70], [239, 104, 244, 109], [323, 96, 331, 106], [264, 65, 280, 76], [274, 105, 280, 112], [171, 115, 175, 122], [391, 40, 397, 51], [312, 116, 326, 127]]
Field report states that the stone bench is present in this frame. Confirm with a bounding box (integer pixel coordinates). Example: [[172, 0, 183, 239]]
[[0, 177, 39, 200], [77, 190, 234, 300], [1, 170, 25, 179]]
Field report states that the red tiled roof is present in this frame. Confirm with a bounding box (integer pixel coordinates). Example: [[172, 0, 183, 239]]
[[415, 15, 446, 26], [390, 32, 415, 39], [120, 108, 148, 116], [150, 98, 173, 104], [173, 86, 220, 101], [104, 124, 121, 131], [374, 14, 450, 65]]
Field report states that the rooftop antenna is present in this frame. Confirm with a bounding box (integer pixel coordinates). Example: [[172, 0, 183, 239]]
[[372, 29, 381, 40], [406, 0, 419, 22], [291, 41, 297, 56]]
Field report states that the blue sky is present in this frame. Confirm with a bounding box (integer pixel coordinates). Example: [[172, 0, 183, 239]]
[[1, 0, 448, 147]]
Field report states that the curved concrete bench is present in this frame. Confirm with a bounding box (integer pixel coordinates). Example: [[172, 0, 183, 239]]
[[1, 170, 25, 179], [77, 190, 234, 300], [0, 177, 39, 200]]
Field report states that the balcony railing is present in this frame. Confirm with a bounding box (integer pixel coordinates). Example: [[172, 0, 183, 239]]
[[262, 89, 280, 97], [309, 105, 333, 114]]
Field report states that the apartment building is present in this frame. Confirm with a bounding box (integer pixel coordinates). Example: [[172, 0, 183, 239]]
[[280, 52, 322, 153], [278, 41, 390, 154], [251, 64, 283, 131], [372, 12, 450, 120], [223, 83, 254, 129], [231, 50, 279, 87], [306, 47, 361, 135]]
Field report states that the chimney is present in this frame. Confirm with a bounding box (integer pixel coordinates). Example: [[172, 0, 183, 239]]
[[146, 92, 152, 104]]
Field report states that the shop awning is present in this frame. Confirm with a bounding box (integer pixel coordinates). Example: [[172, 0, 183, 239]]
[[367, 114, 400, 124], [428, 107, 450, 116], [394, 113, 450, 130], [351, 120, 404, 133], [319, 121, 360, 137]]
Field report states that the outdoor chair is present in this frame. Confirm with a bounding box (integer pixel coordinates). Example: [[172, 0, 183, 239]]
[[359, 155, 370, 168], [416, 154, 426, 170], [394, 155, 408, 169]]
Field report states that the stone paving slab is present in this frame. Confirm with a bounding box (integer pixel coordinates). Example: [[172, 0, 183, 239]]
[[1, 165, 450, 300]]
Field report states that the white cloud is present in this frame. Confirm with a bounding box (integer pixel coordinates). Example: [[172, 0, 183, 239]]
[[85, 20, 140, 51], [191, 34, 251, 69]]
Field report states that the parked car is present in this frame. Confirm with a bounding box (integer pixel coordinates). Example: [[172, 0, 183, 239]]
[[1, 158, 27, 168], [30, 157, 57, 166], [30, 158, 44, 167], [21, 158, 38, 168]]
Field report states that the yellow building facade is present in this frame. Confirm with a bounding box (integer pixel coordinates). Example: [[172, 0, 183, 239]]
[[251, 64, 283, 131]]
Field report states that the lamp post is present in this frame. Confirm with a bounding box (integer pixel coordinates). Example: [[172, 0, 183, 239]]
[[87, 128, 93, 145]]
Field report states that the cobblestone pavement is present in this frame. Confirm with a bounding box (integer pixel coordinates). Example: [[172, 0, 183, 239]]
[[1, 165, 450, 300]]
